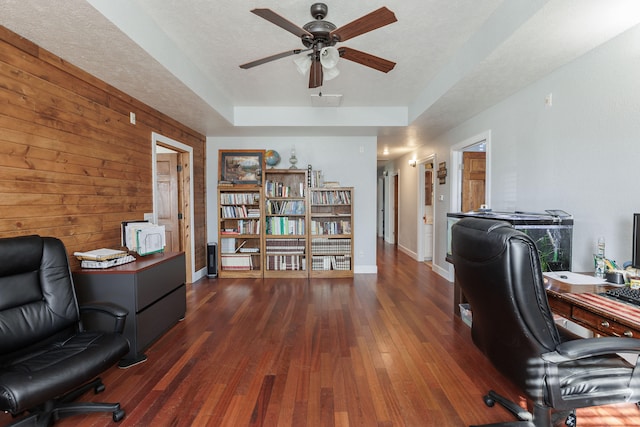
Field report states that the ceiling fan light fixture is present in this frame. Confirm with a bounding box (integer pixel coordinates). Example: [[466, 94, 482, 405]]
[[294, 55, 312, 74], [319, 46, 340, 69], [322, 65, 339, 81]]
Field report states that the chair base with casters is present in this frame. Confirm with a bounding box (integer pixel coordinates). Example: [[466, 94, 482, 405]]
[[470, 390, 576, 427], [8, 378, 125, 427]]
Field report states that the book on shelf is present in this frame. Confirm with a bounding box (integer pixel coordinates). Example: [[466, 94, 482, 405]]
[[265, 180, 305, 198], [220, 237, 236, 254], [221, 229, 240, 234], [310, 219, 351, 235], [266, 200, 305, 215], [266, 255, 306, 271], [309, 169, 323, 188], [311, 190, 351, 205], [311, 255, 351, 271], [220, 193, 260, 204], [265, 217, 305, 235], [221, 254, 253, 270], [311, 238, 351, 254], [265, 238, 306, 254]]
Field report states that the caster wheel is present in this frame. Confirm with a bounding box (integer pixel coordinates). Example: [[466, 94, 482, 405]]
[[113, 409, 125, 422], [483, 395, 495, 407], [94, 383, 105, 394]]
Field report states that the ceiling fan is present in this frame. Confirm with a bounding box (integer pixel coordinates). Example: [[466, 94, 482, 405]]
[[239, 3, 397, 88]]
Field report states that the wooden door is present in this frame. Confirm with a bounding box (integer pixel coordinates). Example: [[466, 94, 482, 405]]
[[156, 153, 180, 252], [462, 152, 486, 212], [424, 169, 433, 207]]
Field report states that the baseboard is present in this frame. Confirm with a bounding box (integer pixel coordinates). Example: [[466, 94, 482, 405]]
[[192, 267, 207, 282], [397, 244, 417, 259], [433, 263, 453, 282], [355, 265, 377, 274]]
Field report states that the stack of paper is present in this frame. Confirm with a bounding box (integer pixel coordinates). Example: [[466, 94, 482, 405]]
[[80, 255, 136, 269], [121, 222, 166, 255], [74, 248, 128, 261]]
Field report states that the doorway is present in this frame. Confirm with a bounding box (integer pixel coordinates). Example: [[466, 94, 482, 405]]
[[156, 149, 180, 253], [461, 151, 486, 212], [417, 156, 436, 263], [450, 131, 491, 214], [152, 132, 195, 283]]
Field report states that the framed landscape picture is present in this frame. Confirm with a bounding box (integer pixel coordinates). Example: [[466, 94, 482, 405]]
[[219, 150, 264, 185]]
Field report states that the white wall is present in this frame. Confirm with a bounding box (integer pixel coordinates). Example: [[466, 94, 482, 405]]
[[207, 136, 378, 273], [385, 23, 640, 278]]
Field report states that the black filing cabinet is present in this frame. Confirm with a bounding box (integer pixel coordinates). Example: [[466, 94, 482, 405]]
[[73, 252, 186, 367]]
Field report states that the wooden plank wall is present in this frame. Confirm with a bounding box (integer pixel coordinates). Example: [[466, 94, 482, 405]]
[[0, 26, 207, 273]]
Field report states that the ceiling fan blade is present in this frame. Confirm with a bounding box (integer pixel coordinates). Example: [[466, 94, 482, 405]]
[[330, 7, 397, 42], [338, 47, 396, 73], [309, 59, 323, 88], [240, 48, 311, 69], [251, 8, 313, 38]]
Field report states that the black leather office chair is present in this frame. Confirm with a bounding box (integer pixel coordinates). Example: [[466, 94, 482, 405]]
[[451, 218, 640, 427], [0, 235, 130, 426]]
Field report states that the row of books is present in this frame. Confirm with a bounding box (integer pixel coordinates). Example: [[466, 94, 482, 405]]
[[310, 220, 351, 235], [265, 238, 306, 254], [220, 192, 260, 205], [266, 200, 305, 215], [220, 219, 260, 235], [310, 190, 351, 205], [221, 254, 253, 270], [312, 255, 351, 271], [308, 166, 323, 188], [311, 238, 351, 254], [265, 180, 304, 198], [266, 255, 306, 271], [221, 205, 260, 218], [265, 217, 305, 235]]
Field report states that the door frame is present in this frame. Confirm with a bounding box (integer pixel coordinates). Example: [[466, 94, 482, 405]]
[[392, 171, 399, 245], [416, 154, 436, 262], [450, 130, 492, 214], [377, 175, 385, 237], [151, 132, 196, 282]]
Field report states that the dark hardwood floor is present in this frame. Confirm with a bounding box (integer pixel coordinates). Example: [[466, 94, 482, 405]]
[[3, 239, 639, 426]]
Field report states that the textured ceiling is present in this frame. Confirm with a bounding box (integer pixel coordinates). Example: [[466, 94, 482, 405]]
[[2, 0, 640, 162]]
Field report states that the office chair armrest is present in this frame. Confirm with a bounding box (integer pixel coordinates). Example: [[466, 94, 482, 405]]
[[542, 337, 640, 363], [79, 302, 129, 334]]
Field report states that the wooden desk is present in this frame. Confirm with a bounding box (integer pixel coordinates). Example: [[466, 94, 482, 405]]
[[545, 276, 640, 338]]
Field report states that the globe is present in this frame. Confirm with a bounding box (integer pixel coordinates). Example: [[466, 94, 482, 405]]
[[265, 149, 281, 168]]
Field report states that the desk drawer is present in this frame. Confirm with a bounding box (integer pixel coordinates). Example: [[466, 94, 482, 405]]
[[572, 307, 637, 337], [136, 253, 186, 310], [547, 296, 572, 318]]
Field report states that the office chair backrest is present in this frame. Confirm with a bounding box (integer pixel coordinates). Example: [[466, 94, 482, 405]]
[[451, 218, 561, 398], [0, 235, 80, 357]]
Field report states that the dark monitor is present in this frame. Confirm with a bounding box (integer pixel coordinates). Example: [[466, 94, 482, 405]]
[[633, 214, 640, 269]]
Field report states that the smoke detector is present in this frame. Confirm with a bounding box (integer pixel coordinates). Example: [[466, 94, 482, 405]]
[[310, 93, 342, 107]]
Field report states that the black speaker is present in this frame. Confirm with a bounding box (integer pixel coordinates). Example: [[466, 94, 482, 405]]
[[207, 242, 217, 278]]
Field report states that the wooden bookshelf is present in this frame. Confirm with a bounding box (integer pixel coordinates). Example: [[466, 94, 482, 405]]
[[217, 186, 263, 278], [263, 169, 308, 278], [309, 187, 354, 277]]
